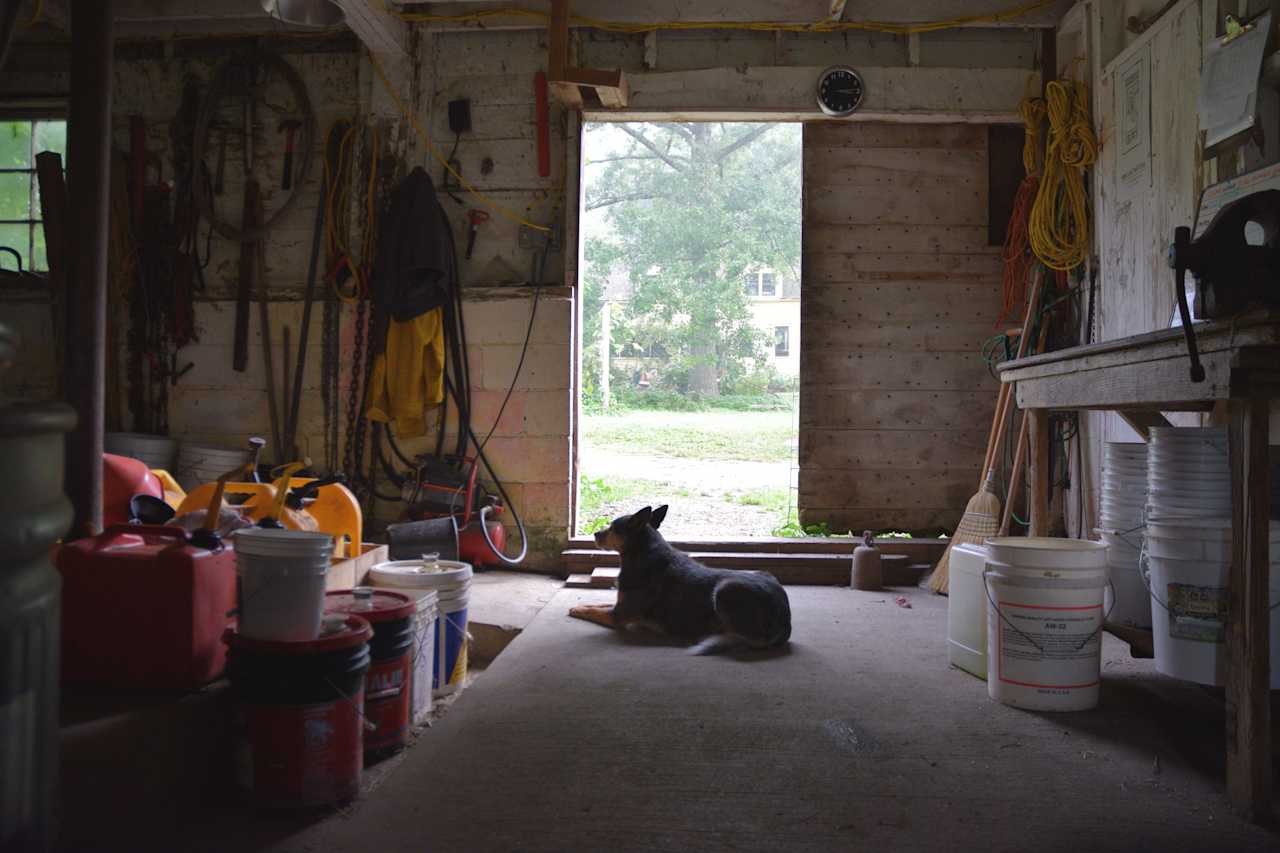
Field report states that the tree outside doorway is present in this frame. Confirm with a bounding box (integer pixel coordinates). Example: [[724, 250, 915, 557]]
[[577, 122, 804, 539]]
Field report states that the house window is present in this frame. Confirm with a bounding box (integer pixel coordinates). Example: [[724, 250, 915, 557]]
[[774, 325, 790, 357], [0, 119, 67, 273], [742, 270, 779, 298]]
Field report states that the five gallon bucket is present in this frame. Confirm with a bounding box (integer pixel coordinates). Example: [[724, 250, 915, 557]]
[[1099, 442, 1151, 629], [224, 615, 372, 809], [325, 589, 417, 759], [984, 537, 1109, 712], [174, 441, 251, 490], [370, 558, 472, 697], [104, 431, 177, 471], [1143, 517, 1280, 687], [234, 528, 334, 642]]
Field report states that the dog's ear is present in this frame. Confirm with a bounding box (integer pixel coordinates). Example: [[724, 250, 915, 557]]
[[651, 505, 669, 529], [627, 506, 653, 531]]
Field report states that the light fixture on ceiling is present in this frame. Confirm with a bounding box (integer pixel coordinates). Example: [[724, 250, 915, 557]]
[[261, 0, 345, 28]]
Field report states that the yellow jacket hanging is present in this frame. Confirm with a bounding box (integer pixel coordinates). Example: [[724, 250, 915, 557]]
[[365, 308, 445, 437]]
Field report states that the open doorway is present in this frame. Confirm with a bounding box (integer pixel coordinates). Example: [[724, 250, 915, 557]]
[[575, 122, 802, 539]]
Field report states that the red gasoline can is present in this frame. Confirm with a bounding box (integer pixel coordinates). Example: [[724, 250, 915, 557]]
[[224, 616, 372, 809], [56, 524, 236, 690], [325, 588, 416, 759]]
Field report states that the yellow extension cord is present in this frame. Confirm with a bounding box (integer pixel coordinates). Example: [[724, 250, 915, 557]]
[[1029, 78, 1096, 272]]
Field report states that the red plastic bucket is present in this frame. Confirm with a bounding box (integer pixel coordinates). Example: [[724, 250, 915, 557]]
[[224, 615, 372, 809], [325, 589, 416, 759]]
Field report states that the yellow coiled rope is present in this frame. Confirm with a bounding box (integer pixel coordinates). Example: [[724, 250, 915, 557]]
[[1029, 78, 1096, 271]]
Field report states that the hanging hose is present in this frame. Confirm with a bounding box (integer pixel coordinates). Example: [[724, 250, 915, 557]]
[[1029, 78, 1096, 271], [1000, 96, 1045, 324]]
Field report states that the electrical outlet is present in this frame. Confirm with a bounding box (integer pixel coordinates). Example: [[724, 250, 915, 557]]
[[518, 223, 561, 250], [448, 98, 472, 135]]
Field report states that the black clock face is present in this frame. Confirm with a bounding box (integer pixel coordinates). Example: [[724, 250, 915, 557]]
[[818, 67, 865, 117]]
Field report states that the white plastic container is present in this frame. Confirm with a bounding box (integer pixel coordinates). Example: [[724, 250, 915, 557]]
[[175, 441, 251, 490], [947, 543, 988, 679], [984, 537, 1109, 711], [370, 558, 473, 697], [105, 432, 177, 470], [233, 528, 334, 642], [370, 585, 440, 725]]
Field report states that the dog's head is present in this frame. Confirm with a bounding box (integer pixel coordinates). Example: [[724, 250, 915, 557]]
[[593, 504, 668, 553]]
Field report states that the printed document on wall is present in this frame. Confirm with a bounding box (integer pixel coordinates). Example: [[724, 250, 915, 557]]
[[1199, 12, 1270, 149], [1116, 45, 1151, 204]]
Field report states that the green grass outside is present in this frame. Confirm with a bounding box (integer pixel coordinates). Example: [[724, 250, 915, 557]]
[[582, 410, 797, 464]]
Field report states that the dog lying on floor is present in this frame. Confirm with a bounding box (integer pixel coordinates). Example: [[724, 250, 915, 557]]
[[569, 505, 792, 655]]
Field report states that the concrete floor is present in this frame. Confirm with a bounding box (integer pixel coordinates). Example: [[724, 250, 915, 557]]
[[158, 586, 1277, 852]]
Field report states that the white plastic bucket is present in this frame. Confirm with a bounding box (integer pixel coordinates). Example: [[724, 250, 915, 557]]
[[233, 528, 333, 642], [105, 432, 177, 470], [1143, 542, 1280, 687], [371, 585, 440, 725], [370, 558, 473, 697], [1103, 548, 1152, 630], [175, 441, 250, 490], [947, 543, 988, 679], [983, 537, 1109, 712]]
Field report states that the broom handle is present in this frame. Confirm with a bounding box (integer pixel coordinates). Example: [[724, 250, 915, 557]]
[[983, 268, 1046, 489], [999, 315, 1051, 535]]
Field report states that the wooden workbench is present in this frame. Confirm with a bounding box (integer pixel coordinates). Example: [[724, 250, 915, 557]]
[[999, 312, 1278, 822]]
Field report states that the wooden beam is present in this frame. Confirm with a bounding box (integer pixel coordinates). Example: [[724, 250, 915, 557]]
[[598, 66, 1037, 120], [1226, 393, 1272, 821], [1116, 409, 1174, 440], [548, 0, 568, 81], [335, 0, 409, 59], [1027, 408, 1050, 537], [404, 0, 1071, 31]]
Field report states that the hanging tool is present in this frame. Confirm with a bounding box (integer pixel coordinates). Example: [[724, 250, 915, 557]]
[[282, 145, 329, 461], [1168, 189, 1280, 383], [278, 118, 301, 190], [253, 190, 282, 452], [213, 121, 227, 195], [465, 208, 490, 260], [233, 180, 258, 372]]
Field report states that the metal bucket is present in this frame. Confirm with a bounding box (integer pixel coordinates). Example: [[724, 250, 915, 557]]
[[386, 516, 460, 561]]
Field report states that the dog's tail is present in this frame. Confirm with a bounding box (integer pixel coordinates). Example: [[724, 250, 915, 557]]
[[687, 634, 742, 656]]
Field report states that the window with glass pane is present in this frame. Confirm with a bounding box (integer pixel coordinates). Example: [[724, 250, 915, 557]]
[[760, 272, 776, 297], [742, 272, 757, 296], [774, 325, 789, 356], [0, 119, 67, 273]]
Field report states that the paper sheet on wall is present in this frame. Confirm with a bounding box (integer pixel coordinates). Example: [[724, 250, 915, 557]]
[[1198, 12, 1270, 149], [1116, 46, 1151, 204]]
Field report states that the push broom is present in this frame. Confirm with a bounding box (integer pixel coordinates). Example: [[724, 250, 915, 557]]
[[928, 268, 1044, 594]]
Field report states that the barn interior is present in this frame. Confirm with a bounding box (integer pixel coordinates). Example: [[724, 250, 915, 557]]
[[2, 1, 1279, 851]]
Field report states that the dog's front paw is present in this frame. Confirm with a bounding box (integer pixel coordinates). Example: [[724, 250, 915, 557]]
[[569, 603, 616, 628]]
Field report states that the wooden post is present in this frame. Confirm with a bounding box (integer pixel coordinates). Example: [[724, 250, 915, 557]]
[[64, 0, 113, 538], [1226, 394, 1272, 821], [1027, 408, 1050, 536], [599, 300, 611, 411]]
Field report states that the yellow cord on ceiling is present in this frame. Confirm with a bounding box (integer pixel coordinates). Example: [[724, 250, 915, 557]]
[[1028, 78, 1096, 271], [384, 0, 1057, 36]]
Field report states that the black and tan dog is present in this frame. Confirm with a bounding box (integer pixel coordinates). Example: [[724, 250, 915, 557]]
[[570, 505, 792, 654]]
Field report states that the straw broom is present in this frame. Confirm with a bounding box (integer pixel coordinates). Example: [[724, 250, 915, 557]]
[[928, 269, 1044, 594]]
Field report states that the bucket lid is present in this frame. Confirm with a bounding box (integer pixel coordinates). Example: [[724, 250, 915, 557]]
[[234, 527, 335, 558], [325, 587, 416, 621], [224, 613, 372, 654], [984, 536, 1108, 570], [370, 558, 473, 588]]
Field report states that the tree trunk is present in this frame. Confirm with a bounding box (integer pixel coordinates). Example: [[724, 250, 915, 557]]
[[688, 335, 718, 396]]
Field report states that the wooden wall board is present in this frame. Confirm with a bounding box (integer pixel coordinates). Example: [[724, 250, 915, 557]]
[[800, 389, 996, 430], [799, 121, 1001, 535]]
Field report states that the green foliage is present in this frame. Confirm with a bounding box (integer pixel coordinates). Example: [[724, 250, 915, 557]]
[[0, 120, 66, 272], [577, 474, 649, 534], [582, 122, 801, 398], [773, 520, 833, 538]]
